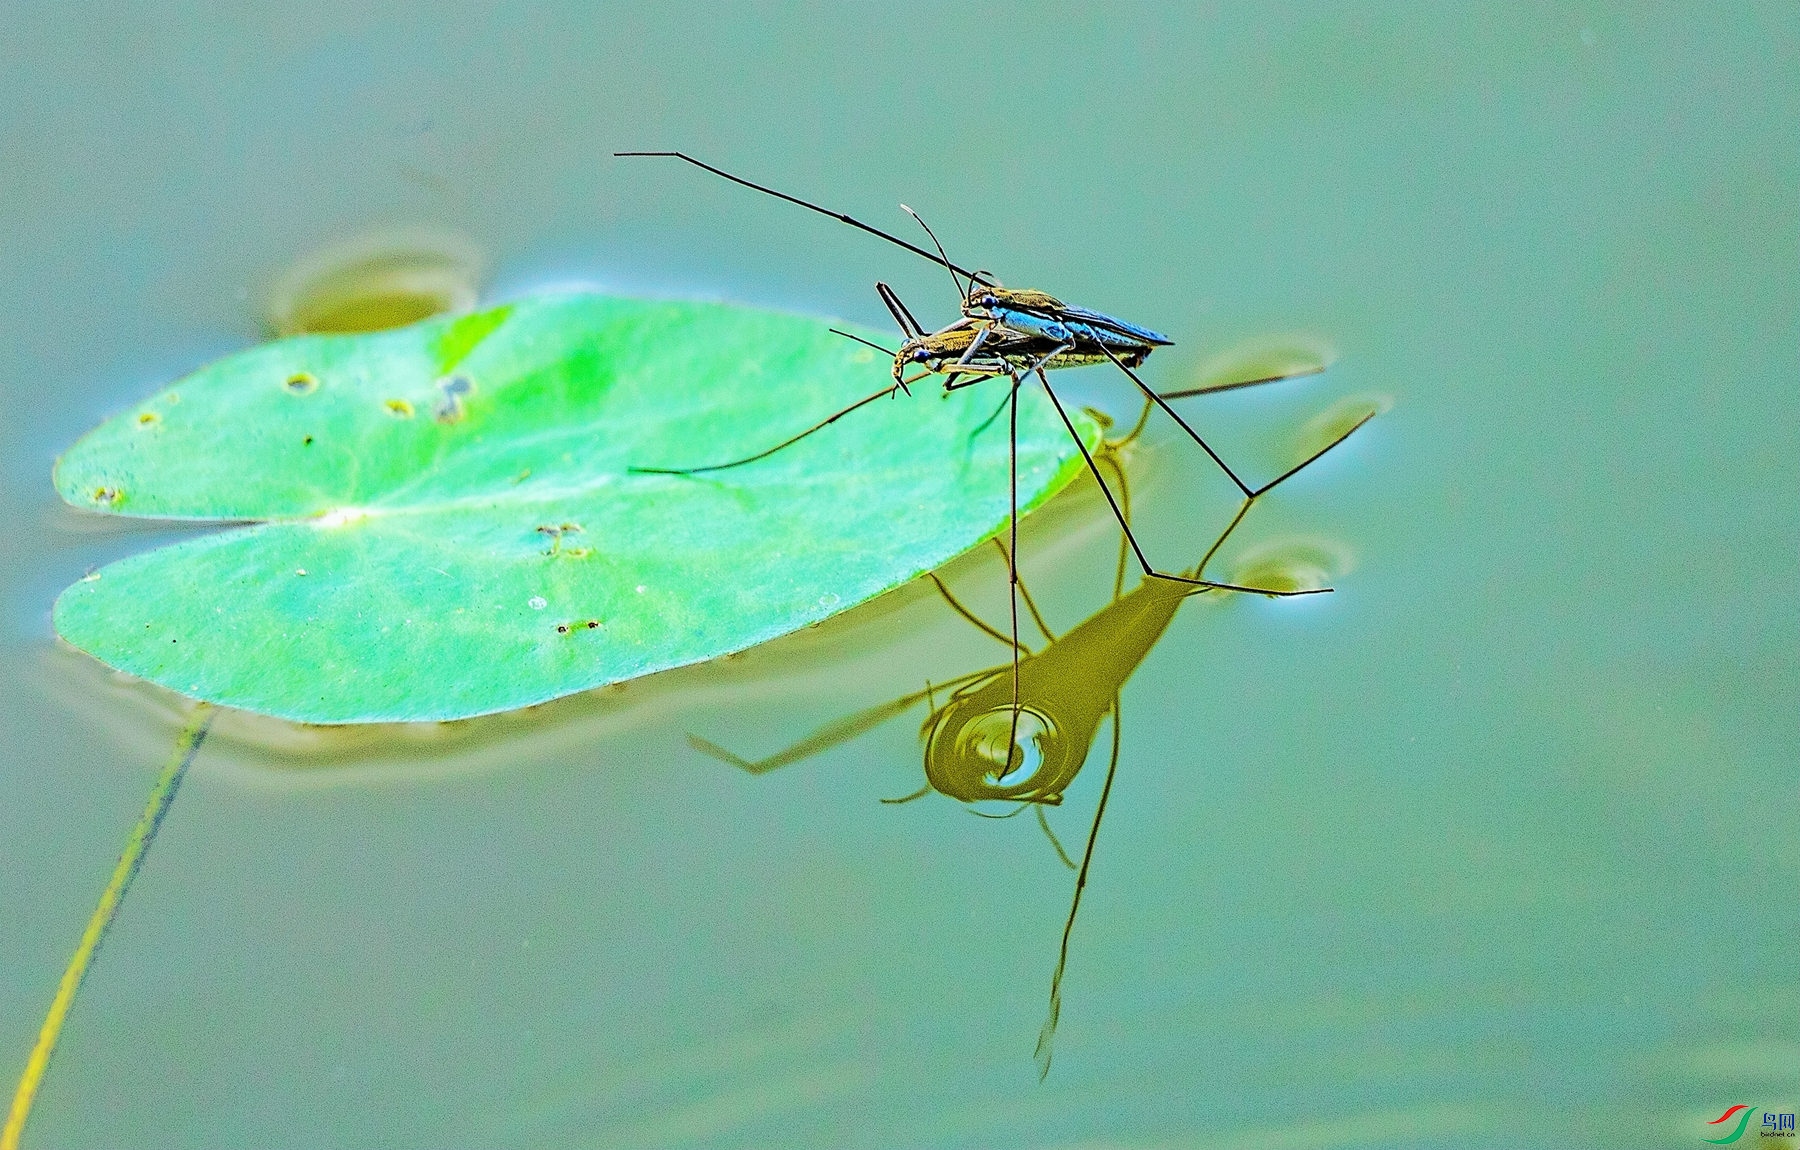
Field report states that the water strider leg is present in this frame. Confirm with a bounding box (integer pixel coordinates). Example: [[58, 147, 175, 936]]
[[1096, 445, 1135, 601], [1035, 692, 1122, 1080], [952, 324, 992, 368], [936, 324, 998, 393], [1035, 370, 1332, 596], [1006, 370, 1023, 761], [1192, 407, 1377, 583], [990, 537, 1056, 644], [880, 784, 933, 805], [1091, 341, 1255, 497], [1035, 806, 1077, 870], [1097, 347, 1356, 489], [686, 666, 995, 777], [875, 282, 929, 339], [993, 333, 1085, 773], [1158, 363, 1326, 400], [628, 381, 901, 475]]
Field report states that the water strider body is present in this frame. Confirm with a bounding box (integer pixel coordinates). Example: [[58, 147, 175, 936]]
[[872, 281, 1152, 391], [962, 285, 1173, 354]]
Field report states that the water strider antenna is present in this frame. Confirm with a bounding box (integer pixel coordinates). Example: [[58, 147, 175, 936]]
[[900, 204, 970, 299]]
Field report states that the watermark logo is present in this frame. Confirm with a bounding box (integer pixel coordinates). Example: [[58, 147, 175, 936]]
[[1704, 1105, 1797, 1144]]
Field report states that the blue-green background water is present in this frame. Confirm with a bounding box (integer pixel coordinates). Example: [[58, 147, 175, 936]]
[[1, 4, 1795, 1148]]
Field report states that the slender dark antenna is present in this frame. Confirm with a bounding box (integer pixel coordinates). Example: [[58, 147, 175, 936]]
[[826, 328, 897, 357], [616, 151, 994, 286], [900, 204, 969, 298]]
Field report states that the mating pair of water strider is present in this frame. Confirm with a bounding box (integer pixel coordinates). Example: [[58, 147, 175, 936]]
[[618, 151, 1367, 598], [618, 152, 1376, 1077]]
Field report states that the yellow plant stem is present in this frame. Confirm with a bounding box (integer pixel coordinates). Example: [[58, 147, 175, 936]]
[[4, 704, 214, 1150]]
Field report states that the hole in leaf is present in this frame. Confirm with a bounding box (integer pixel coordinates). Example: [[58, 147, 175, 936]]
[[285, 373, 319, 395]]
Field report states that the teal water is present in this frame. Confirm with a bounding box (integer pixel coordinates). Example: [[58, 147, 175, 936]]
[[2, 5, 1795, 1148]]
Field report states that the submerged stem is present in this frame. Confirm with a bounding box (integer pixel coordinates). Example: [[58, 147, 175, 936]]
[[4, 704, 214, 1150]]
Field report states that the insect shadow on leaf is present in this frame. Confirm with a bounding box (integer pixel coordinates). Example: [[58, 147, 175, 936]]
[[687, 398, 1374, 1078]]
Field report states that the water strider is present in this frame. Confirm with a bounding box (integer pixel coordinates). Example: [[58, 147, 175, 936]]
[[616, 152, 1172, 364], [615, 152, 1322, 493], [688, 400, 1376, 1077], [619, 152, 1338, 749]]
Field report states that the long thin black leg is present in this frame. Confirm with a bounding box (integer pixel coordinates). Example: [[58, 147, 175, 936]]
[[1194, 498, 1256, 585], [1093, 342, 1254, 498], [1096, 448, 1132, 601], [1035, 805, 1077, 870], [1035, 692, 1122, 1079], [1190, 408, 1376, 582], [1248, 409, 1376, 498], [629, 382, 899, 475], [991, 537, 1056, 644], [617, 152, 993, 286], [1158, 364, 1325, 400], [1035, 371, 1329, 596], [944, 373, 998, 392], [1007, 372, 1023, 753], [969, 389, 1011, 440], [689, 667, 994, 776]]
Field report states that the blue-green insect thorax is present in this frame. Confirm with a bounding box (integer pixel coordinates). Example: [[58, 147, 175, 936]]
[[988, 306, 1173, 350]]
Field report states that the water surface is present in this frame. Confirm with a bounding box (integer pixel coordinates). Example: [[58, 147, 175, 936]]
[[1, 5, 1795, 1148]]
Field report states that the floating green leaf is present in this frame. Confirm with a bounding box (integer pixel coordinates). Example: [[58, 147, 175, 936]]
[[53, 293, 1098, 723]]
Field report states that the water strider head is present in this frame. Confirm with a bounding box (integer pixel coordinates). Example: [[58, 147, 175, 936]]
[[963, 286, 1065, 320], [890, 326, 1010, 386]]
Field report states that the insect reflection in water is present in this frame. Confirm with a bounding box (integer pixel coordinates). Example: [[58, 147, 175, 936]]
[[691, 397, 1375, 1077]]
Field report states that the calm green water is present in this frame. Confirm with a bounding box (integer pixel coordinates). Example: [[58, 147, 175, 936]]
[[2, 5, 1795, 1148]]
